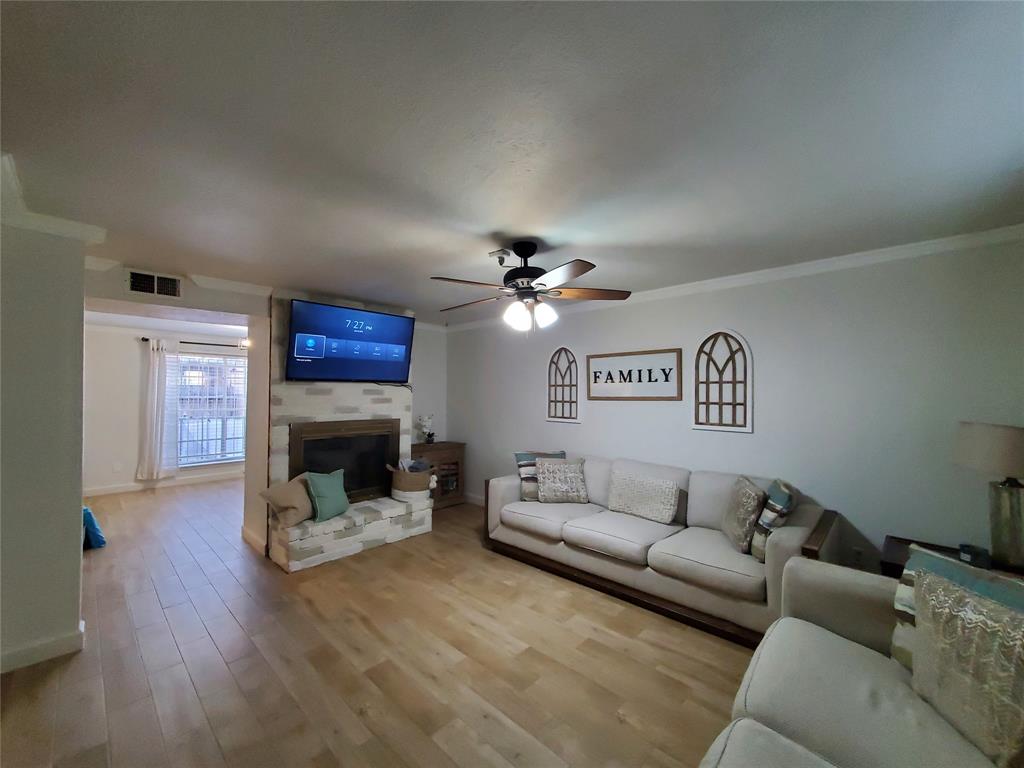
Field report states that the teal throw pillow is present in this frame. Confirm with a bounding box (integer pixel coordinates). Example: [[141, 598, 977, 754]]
[[305, 469, 350, 522]]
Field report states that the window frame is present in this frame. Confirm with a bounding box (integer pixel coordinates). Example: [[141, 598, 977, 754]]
[[175, 351, 249, 467], [693, 330, 753, 433]]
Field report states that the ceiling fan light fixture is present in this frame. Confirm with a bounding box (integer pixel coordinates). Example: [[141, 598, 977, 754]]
[[503, 299, 532, 331], [534, 300, 558, 328]]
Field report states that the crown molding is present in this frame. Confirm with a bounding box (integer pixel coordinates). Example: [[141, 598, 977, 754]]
[[188, 273, 273, 297], [84, 254, 121, 271], [1, 154, 106, 244], [445, 222, 1024, 333], [416, 321, 446, 332]]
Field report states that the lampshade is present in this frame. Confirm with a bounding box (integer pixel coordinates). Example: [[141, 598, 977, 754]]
[[534, 301, 558, 328], [503, 300, 532, 331], [954, 421, 1024, 479]]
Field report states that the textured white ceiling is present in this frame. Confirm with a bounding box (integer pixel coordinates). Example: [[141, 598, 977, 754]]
[[2, 2, 1022, 322]]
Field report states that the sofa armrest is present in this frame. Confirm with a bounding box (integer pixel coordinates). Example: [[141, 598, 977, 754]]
[[800, 509, 841, 561], [484, 475, 520, 537], [764, 524, 814, 615], [782, 557, 898, 655]]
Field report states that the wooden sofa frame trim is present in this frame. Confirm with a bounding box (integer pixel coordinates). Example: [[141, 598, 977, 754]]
[[483, 479, 839, 648]]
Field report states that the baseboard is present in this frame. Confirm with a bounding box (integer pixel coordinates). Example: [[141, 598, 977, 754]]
[[84, 465, 244, 497], [1, 620, 85, 673], [465, 492, 485, 507], [241, 525, 266, 554]]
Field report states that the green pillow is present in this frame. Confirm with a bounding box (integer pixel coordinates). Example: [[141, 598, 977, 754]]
[[305, 469, 350, 522]]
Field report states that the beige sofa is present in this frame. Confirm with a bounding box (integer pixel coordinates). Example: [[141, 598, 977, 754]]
[[700, 557, 993, 768], [485, 455, 839, 642]]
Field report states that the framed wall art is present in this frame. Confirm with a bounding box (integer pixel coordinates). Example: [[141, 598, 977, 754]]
[[587, 348, 682, 401], [547, 346, 581, 423], [693, 330, 752, 432]]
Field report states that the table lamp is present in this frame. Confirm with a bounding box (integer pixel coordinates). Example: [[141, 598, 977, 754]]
[[954, 421, 1024, 572]]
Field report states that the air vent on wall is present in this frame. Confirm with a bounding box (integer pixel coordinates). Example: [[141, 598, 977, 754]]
[[126, 269, 182, 299]]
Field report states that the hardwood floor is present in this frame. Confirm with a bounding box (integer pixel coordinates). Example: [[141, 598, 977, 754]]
[[1, 480, 751, 768]]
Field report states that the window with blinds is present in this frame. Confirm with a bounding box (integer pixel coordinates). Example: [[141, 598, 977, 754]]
[[176, 354, 248, 466]]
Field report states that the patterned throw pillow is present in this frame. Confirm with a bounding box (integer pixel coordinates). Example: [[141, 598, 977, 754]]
[[893, 545, 1024, 673], [607, 471, 679, 524], [536, 458, 589, 504], [891, 563, 918, 671], [749, 479, 796, 563], [912, 567, 1024, 767], [721, 476, 767, 554], [514, 451, 566, 501]]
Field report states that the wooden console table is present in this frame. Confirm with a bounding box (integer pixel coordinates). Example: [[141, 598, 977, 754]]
[[880, 536, 959, 579], [412, 441, 466, 510]]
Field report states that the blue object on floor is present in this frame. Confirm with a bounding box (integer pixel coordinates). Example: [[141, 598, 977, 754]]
[[83, 506, 106, 550]]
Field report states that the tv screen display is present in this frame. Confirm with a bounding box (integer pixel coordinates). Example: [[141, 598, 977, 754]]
[[286, 300, 415, 383]]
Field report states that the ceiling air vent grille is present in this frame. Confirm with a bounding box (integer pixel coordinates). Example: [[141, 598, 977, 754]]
[[129, 271, 156, 294], [126, 269, 183, 299], [156, 275, 182, 297]]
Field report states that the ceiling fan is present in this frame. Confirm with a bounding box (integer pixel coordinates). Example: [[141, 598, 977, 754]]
[[432, 240, 631, 330]]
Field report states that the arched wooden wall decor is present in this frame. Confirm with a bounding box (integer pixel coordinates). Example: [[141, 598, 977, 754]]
[[694, 331, 753, 432], [547, 347, 580, 423]]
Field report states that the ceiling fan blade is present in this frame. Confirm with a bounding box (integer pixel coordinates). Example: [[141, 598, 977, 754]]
[[440, 296, 505, 312], [431, 276, 508, 290], [545, 287, 631, 301], [532, 259, 596, 290]]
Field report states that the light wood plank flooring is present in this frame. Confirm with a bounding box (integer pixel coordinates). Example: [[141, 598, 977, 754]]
[[1, 480, 751, 768]]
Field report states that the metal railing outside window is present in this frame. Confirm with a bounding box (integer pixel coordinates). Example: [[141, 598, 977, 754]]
[[177, 354, 247, 466]]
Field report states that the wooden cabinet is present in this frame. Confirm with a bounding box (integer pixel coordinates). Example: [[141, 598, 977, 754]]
[[411, 441, 466, 510]]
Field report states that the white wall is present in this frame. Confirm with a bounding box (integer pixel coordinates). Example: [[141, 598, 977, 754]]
[[410, 324, 448, 442], [1, 226, 87, 671], [447, 240, 1024, 565], [242, 314, 270, 551], [82, 324, 246, 495]]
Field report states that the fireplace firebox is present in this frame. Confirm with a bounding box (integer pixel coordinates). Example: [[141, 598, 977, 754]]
[[288, 419, 400, 502]]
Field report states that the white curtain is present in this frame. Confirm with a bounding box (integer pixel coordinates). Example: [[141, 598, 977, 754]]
[[136, 339, 180, 481]]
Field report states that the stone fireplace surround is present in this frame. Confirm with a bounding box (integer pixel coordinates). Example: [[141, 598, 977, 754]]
[[266, 296, 429, 572]]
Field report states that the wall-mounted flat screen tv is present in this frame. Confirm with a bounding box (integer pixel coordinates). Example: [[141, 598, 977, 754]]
[[285, 300, 415, 383]]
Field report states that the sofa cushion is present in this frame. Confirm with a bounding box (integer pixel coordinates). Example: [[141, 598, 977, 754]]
[[734, 617, 992, 768], [563, 510, 682, 565], [500, 501, 602, 541], [648, 528, 766, 602], [688, 471, 769, 530], [581, 455, 613, 508], [610, 459, 690, 523], [699, 718, 834, 768]]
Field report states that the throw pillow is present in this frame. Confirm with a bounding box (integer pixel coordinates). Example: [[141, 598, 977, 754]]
[[514, 451, 566, 501], [536, 458, 589, 504], [893, 544, 1024, 672], [721, 476, 767, 554], [750, 479, 796, 563], [911, 563, 1024, 767], [607, 471, 679, 524], [260, 473, 313, 528], [305, 469, 350, 522]]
